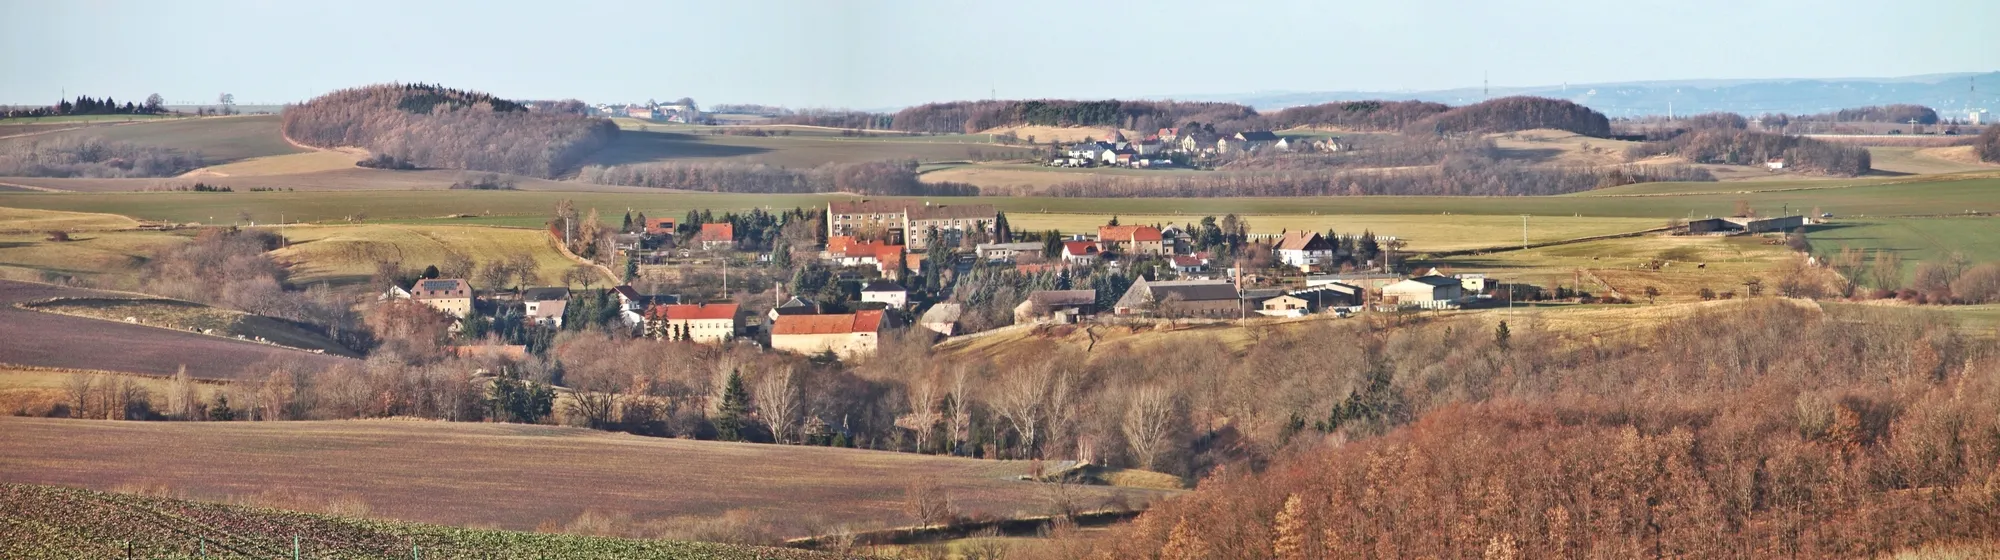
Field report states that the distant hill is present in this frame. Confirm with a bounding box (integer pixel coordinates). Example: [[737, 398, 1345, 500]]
[[1181, 72, 2000, 118]]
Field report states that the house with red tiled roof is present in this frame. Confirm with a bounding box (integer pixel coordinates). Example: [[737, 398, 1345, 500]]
[[1061, 241, 1101, 265], [696, 223, 735, 251], [1274, 231, 1336, 272], [644, 303, 741, 343], [643, 217, 676, 236], [770, 310, 885, 358], [1097, 225, 1165, 256], [824, 235, 907, 278]]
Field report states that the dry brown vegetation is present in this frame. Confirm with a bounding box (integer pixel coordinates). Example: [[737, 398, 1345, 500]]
[[1059, 300, 2000, 559], [282, 84, 617, 178], [0, 417, 1172, 541]]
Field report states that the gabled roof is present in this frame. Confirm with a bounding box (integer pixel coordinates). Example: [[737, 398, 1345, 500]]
[[412, 279, 470, 298], [1275, 231, 1333, 252], [612, 285, 642, 301], [650, 303, 740, 321], [771, 310, 884, 335], [861, 279, 905, 293], [698, 223, 734, 242], [1396, 276, 1463, 288], [1171, 255, 1207, 267], [1140, 279, 1239, 302], [643, 217, 675, 233], [1236, 131, 1280, 142], [1099, 225, 1163, 243], [522, 287, 570, 301], [1063, 241, 1099, 256], [1027, 289, 1097, 307], [921, 303, 962, 324]]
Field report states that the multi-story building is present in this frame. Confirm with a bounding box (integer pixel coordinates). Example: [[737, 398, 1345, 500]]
[[827, 200, 996, 251], [410, 279, 473, 318], [645, 303, 741, 343]]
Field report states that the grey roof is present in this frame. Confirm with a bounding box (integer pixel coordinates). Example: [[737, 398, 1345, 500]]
[[1144, 280, 1239, 302], [1237, 131, 1280, 142], [1403, 276, 1463, 287], [861, 279, 905, 293], [522, 287, 571, 301], [1027, 289, 1096, 307], [921, 303, 962, 323], [1238, 288, 1287, 299], [1310, 272, 1402, 281]]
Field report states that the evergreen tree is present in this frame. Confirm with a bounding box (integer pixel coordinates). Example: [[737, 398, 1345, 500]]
[[423, 264, 441, 279], [1108, 215, 1120, 226], [772, 238, 793, 269], [207, 394, 235, 421], [1496, 321, 1511, 351], [621, 211, 633, 233], [994, 211, 1012, 242], [713, 370, 752, 441], [624, 256, 639, 282]]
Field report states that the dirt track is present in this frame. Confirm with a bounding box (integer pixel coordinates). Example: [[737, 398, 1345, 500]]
[[0, 280, 351, 379]]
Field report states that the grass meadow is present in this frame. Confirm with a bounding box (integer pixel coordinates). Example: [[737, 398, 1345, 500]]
[[271, 223, 588, 287]]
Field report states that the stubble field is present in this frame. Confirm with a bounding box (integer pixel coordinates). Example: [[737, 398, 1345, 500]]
[[0, 280, 351, 379]]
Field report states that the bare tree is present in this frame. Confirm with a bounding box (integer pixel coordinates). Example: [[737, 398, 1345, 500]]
[[438, 252, 475, 280], [168, 365, 200, 420], [754, 366, 802, 444], [946, 364, 974, 456], [903, 476, 954, 528], [63, 373, 94, 418], [896, 371, 944, 453], [1122, 384, 1181, 471], [993, 360, 1053, 458]]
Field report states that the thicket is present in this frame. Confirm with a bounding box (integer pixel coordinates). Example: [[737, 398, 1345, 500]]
[[1633, 129, 1873, 176], [576, 159, 979, 196], [1258, 100, 1451, 131], [1977, 125, 2000, 163], [2, 94, 166, 119], [138, 228, 368, 351], [995, 159, 1712, 197], [1406, 96, 1611, 137], [0, 138, 204, 178], [1078, 301, 2000, 559], [281, 83, 618, 178]]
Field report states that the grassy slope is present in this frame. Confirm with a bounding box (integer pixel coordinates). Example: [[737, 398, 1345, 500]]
[[0, 483, 832, 560], [1805, 216, 2000, 278], [0, 206, 139, 232], [1006, 213, 1658, 251], [1414, 234, 1796, 302], [24, 297, 357, 357], [0, 115, 301, 163], [0, 418, 1172, 538], [272, 224, 584, 287], [0, 229, 188, 287]]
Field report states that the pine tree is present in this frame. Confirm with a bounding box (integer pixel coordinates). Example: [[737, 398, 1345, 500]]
[[994, 211, 1012, 242], [207, 394, 235, 421], [1495, 321, 1511, 351], [714, 370, 752, 441], [1108, 215, 1121, 226]]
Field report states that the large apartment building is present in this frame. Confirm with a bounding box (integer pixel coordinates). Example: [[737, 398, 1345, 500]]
[[826, 199, 996, 251]]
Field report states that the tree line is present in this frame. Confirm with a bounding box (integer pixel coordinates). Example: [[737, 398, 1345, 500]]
[[281, 83, 619, 178], [991, 158, 1713, 198], [2, 94, 167, 119], [576, 159, 979, 196], [765, 96, 1607, 138], [0, 137, 204, 178], [1978, 125, 2000, 163], [1631, 128, 1872, 176]]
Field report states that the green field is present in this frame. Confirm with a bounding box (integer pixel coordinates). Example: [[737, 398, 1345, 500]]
[[584, 125, 1032, 169], [1806, 216, 2000, 278], [272, 224, 594, 287], [0, 114, 177, 125], [0, 115, 301, 163], [1007, 213, 1659, 251]]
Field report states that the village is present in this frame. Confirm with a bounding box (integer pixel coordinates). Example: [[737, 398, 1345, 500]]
[[383, 198, 1505, 361], [1051, 127, 1348, 168]]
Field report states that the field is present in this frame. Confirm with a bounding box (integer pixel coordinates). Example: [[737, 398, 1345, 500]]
[[23, 297, 357, 357], [0, 206, 138, 232], [0, 115, 301, 163], [0, 167, 663, 193], [1867, 146, 2000, 175], [0, 280, 352, 379], [0, 366, 228, 417], [1417, 233, 1797, 301], [0, 417, 1176, 539], [272, 224, 593, 287], [0, 229, 189, 287], [0, 483, 831, 560], [1007, 213, 1659, 251], [0, 113, 177, 125], [1805, 216, 2000, 278], [182, 149, 364, 177]]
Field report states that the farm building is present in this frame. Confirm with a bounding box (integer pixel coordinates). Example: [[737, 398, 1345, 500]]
[[1687, 215, 1807, 234], [1113, 278, 1243, 317], [522, 287, 570, 327], [769, 296, 821, 322], [920, 303, 962, 336], [975, 242, 1043, 263], [1014, 289, 1098, 324], [1257, 294, 1314, 317], [1307, 272, 1403, 293], [771, 310, 885, 358], [645, 303, 741, 343], [410, 279, 473, 318], [1382, 276, 1464, 308], [1098, 225, 1166, 256]]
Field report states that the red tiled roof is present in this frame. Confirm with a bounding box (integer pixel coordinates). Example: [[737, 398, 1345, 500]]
[[1099, 225, 1162, 243], [771, 310, 883, 335], [1275, 231, 1330, 251], [644, 217, 675, 233], [698, 223, 734, 242], [649, 303, 739, 321], [1063, 241, 1099, 256], [411, 279, 470, 299]]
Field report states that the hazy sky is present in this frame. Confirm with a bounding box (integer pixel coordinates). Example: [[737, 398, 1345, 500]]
[[4, 0, 1994, 109]]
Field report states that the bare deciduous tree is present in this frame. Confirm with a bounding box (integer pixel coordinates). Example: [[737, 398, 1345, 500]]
[[1122, 384, 1181, 471], [754, 366, 802, 444]]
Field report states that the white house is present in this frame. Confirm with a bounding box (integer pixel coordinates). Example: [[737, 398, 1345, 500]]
[[1274, 231, 1336, 271], [860, 279, 908, 308]]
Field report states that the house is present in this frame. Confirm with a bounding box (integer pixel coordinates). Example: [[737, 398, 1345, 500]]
[[1097, 225, 1166, 256], [521, 287, 571, 327], [826, 200, 996, 250], [919, 303, 962, 336], [860, 279, 908, 308], [769, 296, 822, 322], [1766, 158, 1786, 170], [625, 106, 658, 120], [1222, 131, 1280, 153], [825, 236, 907, 278], [611, 232, 646, 252], [974, 242, 1042, 263], [1274, 231, 1336, 271], [771, 310, 885, 358], [646, 303, 742, 343], [1061, 241, 1101, 265], [1156, 128, 1181, 142], [410, 279, 473, 318], [1112, 278, 1243, 317], [1014, 289, 1098, 324], [1312, 137, 1348, 152], [696, 223, 735, 250], [643, 217, 676, 236], [1159, 225, 1193, 254], [380, 284, 412, 301], [1686, 215, 1807, 234], [612, 285, 649, 326], [1170, 254, 1209, 274], [1178, 132, 1217, 154], [1273, 137, 1299, 151], [1382, 276, 1464, 308]]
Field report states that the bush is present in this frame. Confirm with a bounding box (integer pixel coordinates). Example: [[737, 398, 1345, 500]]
[[1976, 125, 2000, 163]]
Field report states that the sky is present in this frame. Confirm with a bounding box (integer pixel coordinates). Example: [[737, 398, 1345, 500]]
[[4, 0, 1995, 109]]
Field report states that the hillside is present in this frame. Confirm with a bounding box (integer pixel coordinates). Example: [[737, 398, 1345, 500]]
[[0, 417, 1174, 540], [0, 280, 352, 379], [0, 483, 836, 559], [283, 84, 618, 178], [0, 115, 302, 163]]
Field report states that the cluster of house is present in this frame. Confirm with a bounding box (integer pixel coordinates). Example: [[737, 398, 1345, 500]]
[[596, 101, 700, 123], [610, 217, 739, 264], [1052, 128, 1350, 168]]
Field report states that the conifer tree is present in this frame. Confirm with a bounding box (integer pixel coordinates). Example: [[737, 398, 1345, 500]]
[[714, 370, 752, 441]]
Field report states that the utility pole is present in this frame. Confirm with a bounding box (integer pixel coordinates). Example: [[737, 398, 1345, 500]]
[[1521, 215, 1530, 249]]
